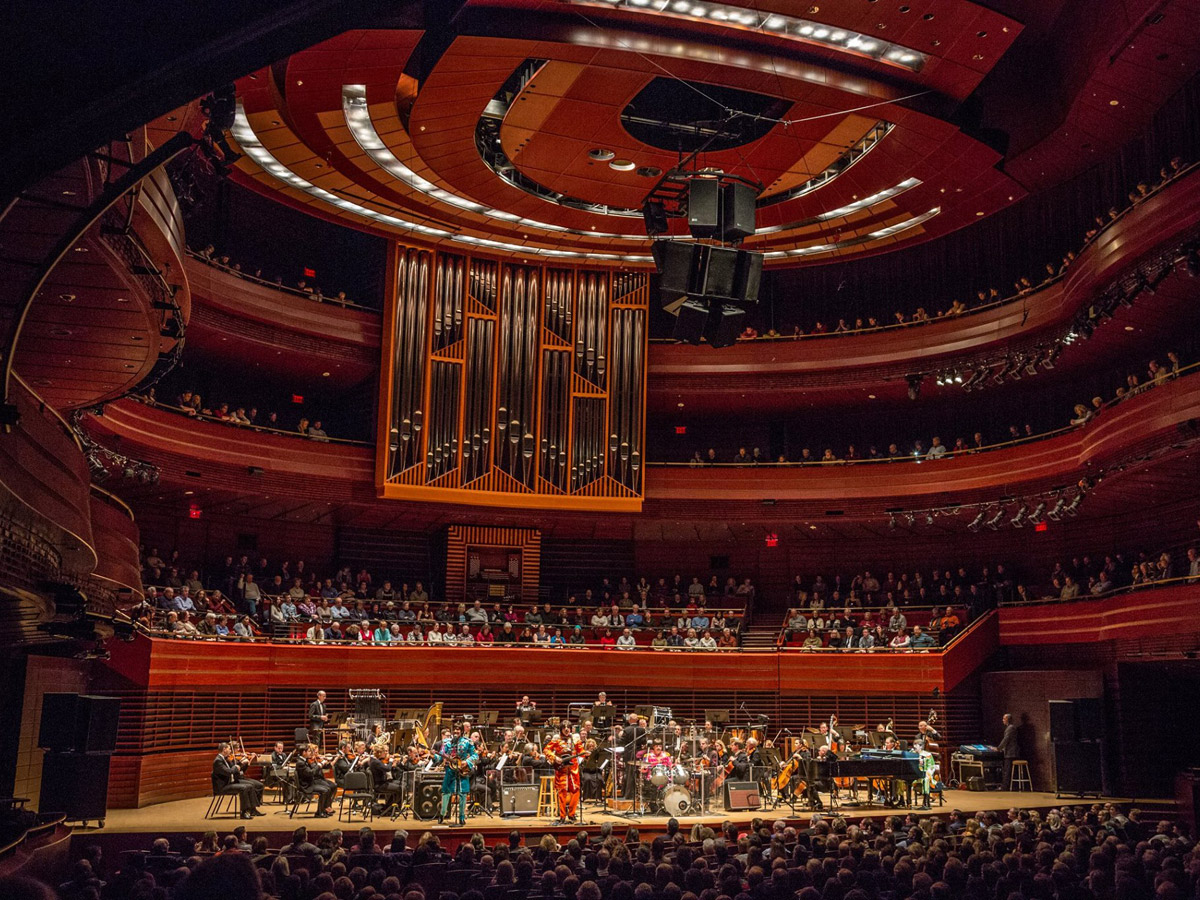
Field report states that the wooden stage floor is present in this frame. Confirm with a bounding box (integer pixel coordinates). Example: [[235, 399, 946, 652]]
[[85, 790, 1125, 843]]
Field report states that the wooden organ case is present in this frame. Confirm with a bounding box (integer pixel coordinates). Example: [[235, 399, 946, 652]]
[[377, 244, 648, 510]]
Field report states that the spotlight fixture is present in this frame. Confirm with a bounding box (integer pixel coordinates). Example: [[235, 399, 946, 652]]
[[888, 515, 897, 529], [1009, 505, 1028, 528], [1045, 497, 1067, 521], [1027, 501, 1047, 524], [953, 373, 963, 384], [925, 512, 934, 525], [1024, 360, 1039, 376], [1064, 494, 1083, 517], [967, 511, 986, 532], [985, 509, 1005, 530], [906, 374, 923, 401]]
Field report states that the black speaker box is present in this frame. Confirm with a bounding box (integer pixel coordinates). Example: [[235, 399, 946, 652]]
[[413, 781, 442, 820], [733, 251, 764, 305], [38, 694, 81, 751], [1054, 741, 1102, 795], [673, 299, 709, 345], [724, 781, 761, 811], [722, 182, 757, 241], [500, 782, 540, 816], [697, 246, 738, 299], [967, 776, 985, 792], [1049, 700, 1077, 743], [39, 752, 111, 820], [704, 304, 745, 349], [1075, 697, 1103, 741], [653, 241, 698, 314], [294, 727, 311, 745], [688, 179, 721, 238], [643, 200, 669, 236], [77, 696, 121, 753]]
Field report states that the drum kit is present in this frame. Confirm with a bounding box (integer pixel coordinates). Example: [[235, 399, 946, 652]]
[[641, 762, 707, 816]]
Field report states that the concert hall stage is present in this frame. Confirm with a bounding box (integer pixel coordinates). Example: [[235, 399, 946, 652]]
[[77, 790, 1133, 852]]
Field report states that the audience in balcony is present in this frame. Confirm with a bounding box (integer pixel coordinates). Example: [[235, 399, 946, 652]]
[[682, 351, 1188, 465], [194, 243, 356, 307], [747, 155, 1191, 340], [136, 388, 346, 441]]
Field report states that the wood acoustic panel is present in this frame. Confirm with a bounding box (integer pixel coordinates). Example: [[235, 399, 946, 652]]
[[378, 244, 647, 510]]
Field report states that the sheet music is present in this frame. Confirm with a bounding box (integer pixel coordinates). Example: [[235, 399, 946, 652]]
[[495, 753, 508, 771]]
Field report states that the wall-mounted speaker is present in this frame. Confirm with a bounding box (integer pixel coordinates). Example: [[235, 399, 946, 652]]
[[1054, 741, 1102, 795], [732, 250, 763, 305], [653, 241, 698, 314], [1048, 700, 1077, 743]]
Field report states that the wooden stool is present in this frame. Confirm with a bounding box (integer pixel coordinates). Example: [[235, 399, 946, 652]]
[[537, 776, 558, 819], [1011, 760, 1033, 791]]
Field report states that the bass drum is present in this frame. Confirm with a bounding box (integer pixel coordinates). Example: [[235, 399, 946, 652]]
[[661, 785, 693, 817], [414, 781, 442, 820]]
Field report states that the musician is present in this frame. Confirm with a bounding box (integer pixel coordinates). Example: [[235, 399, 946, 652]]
[[296, 743, 335, 817], [543, 722, 584, 824], [818, 718, 841, 749], [435, 722, 478, 826], [212, 742, 264, 819], [579, 738, 605, 801], [368, 745, 404, 813], [349, 740, 371, 773], [308, 691, 328, 742], [641, 740, 672, 773], [727, 739, 751, 780], [332, 741, 353, 786], [471, 731, 497, 812], [998, 712, 1020, 788], [270, 740, 289, 768], [266, 740, 292, 803], [914, 720, 941, 752], [516, 695, 537, 724], [619, 714, 647, 799]]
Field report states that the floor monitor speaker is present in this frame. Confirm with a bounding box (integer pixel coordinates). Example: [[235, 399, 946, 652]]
[[724, 781, 761, 811], [500, 783, 540, 816]]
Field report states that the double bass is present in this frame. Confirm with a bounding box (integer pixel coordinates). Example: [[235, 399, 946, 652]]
[[771, 739, 810, 794]]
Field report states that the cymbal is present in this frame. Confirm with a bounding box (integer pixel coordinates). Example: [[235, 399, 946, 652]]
[[849, 724, 866, 732], [804, 727, 822, 734]]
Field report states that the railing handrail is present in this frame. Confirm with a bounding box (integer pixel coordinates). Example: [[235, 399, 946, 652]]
[[999, 571, 1200, 607], [186, 248, 378, 313], [652, 360, 1200, 467]]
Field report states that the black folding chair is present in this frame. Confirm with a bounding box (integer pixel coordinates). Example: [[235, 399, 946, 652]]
[[338, 770, 375, 822]]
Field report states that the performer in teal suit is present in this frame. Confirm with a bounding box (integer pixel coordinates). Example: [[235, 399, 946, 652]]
[[436, 721, 477, 825]]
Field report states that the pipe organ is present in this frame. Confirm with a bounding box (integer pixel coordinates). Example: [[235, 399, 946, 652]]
[[378, 244, 647, 510]]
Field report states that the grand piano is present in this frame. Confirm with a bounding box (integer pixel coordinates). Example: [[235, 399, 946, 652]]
[[802, 750, 926, 807]]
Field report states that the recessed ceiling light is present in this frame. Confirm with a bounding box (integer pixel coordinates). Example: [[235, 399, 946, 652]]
[[184, 490, 194, 496], [73, 246, 88, 253], [1124, 326, 1135, 331], [923, 12, 934, 19], [322, 371, 331, 377], [1109, 99, 1120, 106], [131, 335, 144, 341], [609, 159, 636, 171], [59, 293, 75, 301], [116, 297, 129, 303], [636, 166, 662, 177], [976, 211, 985, 216], [977, 30, 987, 37], [868, 394, 876, 399], [61, 190, 76, 196], [588, 148, 615, 161]]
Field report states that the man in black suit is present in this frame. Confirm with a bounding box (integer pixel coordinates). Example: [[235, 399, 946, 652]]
[[997, 713, 1020, 788], [296, 743, 335, 817], [212, 743, 264, 819], [619, 714, 647, 799], [308, 690, 328, 743]]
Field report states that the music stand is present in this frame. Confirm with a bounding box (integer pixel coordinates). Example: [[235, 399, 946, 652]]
[[477, 710, 499, 727], [591, 703, 615, 731], [705, 709, 730, 725]]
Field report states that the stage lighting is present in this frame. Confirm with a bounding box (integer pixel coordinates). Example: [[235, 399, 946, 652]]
[[1027, 501, 1047, 524], [985, 509, 1005, 530], [906, 374, 922, 401], [1010, 505, 1028, 528], [1045, 497, 1067, 521], [968, 511, 986, 532]]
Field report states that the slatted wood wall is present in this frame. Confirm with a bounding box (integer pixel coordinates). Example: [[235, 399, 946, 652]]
[[444, 525, 541, 604]]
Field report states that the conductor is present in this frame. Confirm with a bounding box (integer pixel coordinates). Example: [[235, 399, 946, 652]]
[[308, 690, 328, 742]]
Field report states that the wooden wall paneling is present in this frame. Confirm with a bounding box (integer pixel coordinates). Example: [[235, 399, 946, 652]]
[[998, 584, 1200, 645]]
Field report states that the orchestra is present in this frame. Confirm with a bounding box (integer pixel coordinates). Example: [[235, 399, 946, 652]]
[[212, 691, 955, 824]]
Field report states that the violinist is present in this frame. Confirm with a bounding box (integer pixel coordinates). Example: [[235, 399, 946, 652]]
[[348, 740, 371, 773], [212, 742, 264, 819], [368, 745, 404, 812], [296, 743, 335, 817], [331, 741, 352, 786]]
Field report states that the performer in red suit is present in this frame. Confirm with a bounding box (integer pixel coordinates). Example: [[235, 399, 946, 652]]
[[543, 721, 583, 824]]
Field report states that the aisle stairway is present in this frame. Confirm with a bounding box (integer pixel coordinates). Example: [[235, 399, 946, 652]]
[[740, 619, 781, 650]]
